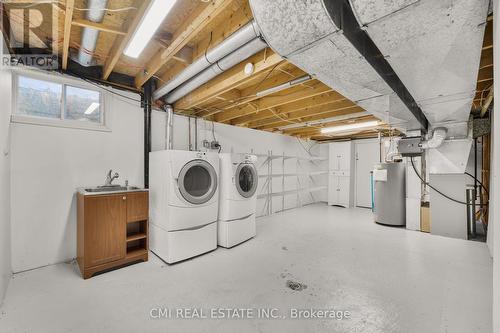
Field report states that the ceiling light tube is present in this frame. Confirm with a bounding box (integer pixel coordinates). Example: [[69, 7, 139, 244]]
[[124, 0, 177, 58], [256, 75, 312, 97], [320, 120, 380, 134], [278, 111, 371, 131]]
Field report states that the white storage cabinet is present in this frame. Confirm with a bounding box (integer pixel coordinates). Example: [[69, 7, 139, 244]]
[[328, 142, 354, 207]]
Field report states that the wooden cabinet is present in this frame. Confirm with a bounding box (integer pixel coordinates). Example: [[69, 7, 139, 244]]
[[77, 191, 149, 279]]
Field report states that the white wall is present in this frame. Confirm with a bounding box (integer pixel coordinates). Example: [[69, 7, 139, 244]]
[[151, 111, 328, 215], [10, 72, 144, 273], [491, 2, 499, 331], [8, 73, 327, 273], [0, 39, 12, 304]]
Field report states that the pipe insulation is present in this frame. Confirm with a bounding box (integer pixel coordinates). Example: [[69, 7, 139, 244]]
[[164, 37, 267, 104], [420, 127, 448, 149], [72, 0, 108, 67], [153, 20, 262, 101]]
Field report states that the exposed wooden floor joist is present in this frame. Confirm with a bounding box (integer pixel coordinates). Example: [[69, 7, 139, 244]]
[[3, 1, 492, 141]]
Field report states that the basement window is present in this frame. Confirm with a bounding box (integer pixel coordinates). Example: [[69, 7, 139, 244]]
[[17, 76, 62, 119], [65, 85, 101, 123], [12, 72, 107, 131]]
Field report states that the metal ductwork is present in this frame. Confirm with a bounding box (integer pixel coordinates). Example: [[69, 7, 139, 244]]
[[153, 20, 264, 103], [348, 0, 488, 138], [248, 0, 488, 137], [72, 0, 108, 67], [420, 127, 448, 149]]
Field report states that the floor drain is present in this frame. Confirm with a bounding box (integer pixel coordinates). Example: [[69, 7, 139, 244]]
[[286, 280, 307, 291]]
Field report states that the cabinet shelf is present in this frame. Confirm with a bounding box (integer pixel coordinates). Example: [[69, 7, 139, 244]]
[[259, 171, 328, 178], [256, 153, 327, 161], [126, 246, 148, 259], [308, 186, 327, 192], [126, 233, 147, 242], [127, 219, 147, 224], [258, 186, 327, 199], [308, 171, 328, 176], [259, 173, 299, 178]]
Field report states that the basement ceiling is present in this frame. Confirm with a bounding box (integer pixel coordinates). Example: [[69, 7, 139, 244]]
[[1, 0, 492, 141]]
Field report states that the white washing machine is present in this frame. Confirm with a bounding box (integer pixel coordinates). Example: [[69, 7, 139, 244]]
[[218, 153, 258, 248], [149, 150, 219, 263]]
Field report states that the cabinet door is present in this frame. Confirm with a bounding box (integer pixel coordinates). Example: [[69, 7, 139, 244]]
[[126, 192, 149, 222], [337, 142, 351, 171], [84, 195, 126, 267], [329, 142, 351, 171], [328, 174, 338, 205], [338, 176, 350, 207], [329, 144, 336, 170]]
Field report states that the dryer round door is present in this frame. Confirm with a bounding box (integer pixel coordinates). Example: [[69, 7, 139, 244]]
[[178, 159, 218, 205], [235, 163, 258, 198]]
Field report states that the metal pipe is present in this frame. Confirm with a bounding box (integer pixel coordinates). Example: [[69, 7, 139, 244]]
[[72, 0, 108, 66], [378, 132, 382, 163], [143, 79, 153, 188], [420, 127, 447, 149], [188, 117, 192, 151], [153, 20, 261, 100], [466, 188, 477, 239], [194, 117, 198, 151], [474, 137, 478, 203], [421, 150, 427, 202], [164, 37, 267, 104], [164, 105, 174, 150]]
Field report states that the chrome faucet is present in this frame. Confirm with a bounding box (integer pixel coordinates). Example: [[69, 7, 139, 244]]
[[105, 170, 119, 186]]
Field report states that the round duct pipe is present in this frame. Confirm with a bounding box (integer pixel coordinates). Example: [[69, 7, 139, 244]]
[[164, 37, 267, 104], [153, 20, 262, 101], [420, 127, 447, 149], [72, 0, 108, 67]]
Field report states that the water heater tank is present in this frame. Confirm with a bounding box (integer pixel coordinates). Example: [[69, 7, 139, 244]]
[[373, 162, 406, 226]]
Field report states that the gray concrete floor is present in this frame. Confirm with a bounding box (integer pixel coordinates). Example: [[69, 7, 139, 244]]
[[0, 204, 493, 333]]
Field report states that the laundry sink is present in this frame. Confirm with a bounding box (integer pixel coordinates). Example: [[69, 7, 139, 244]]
[[83, 186, 141, 193]]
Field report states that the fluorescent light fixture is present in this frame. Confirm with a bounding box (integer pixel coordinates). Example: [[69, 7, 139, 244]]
[[320, 120, 380, 134], [84, 102, 100, 115], [256, 75, 312, 97], [124, 0, 177, 58]]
